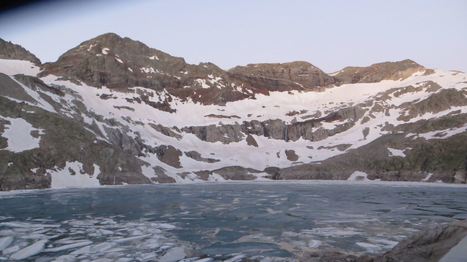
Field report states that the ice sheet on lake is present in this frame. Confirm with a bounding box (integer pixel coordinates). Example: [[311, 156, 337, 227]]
[[1, 184, 465, 260]]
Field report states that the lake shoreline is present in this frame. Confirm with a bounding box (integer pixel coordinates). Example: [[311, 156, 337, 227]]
[[1, 179, 467, 196]]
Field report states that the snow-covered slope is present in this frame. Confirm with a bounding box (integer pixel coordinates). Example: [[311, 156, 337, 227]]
[[0, 34, 466, 190]]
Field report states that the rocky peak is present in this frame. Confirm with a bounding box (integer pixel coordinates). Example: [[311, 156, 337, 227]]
[[334, 59, 429, 84], [40, 33, 189, 89], [229, 61, 336, 89], [0, 38, 41, 65]]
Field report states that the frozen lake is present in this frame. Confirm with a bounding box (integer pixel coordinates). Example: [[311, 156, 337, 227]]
[[0, 182, 466, 261]]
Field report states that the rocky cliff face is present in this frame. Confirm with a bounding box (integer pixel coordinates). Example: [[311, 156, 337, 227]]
[[0, 38, 40, 65], [300, 219, 467, 262], [0, 34, 466, 190]]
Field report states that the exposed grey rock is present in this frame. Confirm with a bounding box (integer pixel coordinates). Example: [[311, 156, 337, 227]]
[[211, 166, 259, 180], [194, 170, 211, 181], [299, 249, 365, 262], [394, 113, 467, 134], [155, 145, 182, 168], [104, 126, 144, 156], [285, 150, 299, 161], [152, 166, 176, 183], [263, 167, 281, 180], [184, 106, 365, 144], [149, 123, 182, 139], [375, 220, 467, 262], [14, 74, 65, 97], [245, 134, 258, 147], [398, 88, 467, 121], [300, 220, 467, 262], [184, 151, 220, 163], [204, 114, 240, 119], [362, 127, 370, 139], [0, 38, 41, 65], [182, 124, 245, 144], [0, 73, 36, 103], [229, 61, 337, 89]]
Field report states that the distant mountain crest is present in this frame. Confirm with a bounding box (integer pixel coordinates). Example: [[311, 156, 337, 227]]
[[229, 61, 337, 88], [3, 33, 432, 109], [0, 38, 41, 65], [334, 59, 429, 84]]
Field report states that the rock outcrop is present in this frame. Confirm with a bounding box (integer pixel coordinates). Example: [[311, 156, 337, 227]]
[[377, 220, 467, 262], [183, 105, 366, 144], [299, 220, 467, 262], [229, 61, 337, 89], [334, 59, 429, 84], [0, 38, 41, 65]]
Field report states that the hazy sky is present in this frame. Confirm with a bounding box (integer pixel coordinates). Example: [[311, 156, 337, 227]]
[[0, 0, 466, 72]]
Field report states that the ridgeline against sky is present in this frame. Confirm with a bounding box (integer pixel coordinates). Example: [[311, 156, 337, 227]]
[[0, 0, 466, 72]]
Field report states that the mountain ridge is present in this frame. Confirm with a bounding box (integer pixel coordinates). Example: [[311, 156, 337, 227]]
[[0, 38, 41, 65], [3, 33, 430, 93]]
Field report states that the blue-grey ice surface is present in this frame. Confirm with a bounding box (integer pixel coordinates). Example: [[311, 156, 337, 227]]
[[0, 182, 466, 261]]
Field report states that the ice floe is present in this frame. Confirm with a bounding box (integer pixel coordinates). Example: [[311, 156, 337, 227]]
[[9, 239, 47, 260]]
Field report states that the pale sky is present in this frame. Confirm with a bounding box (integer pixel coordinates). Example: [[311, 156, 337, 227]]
[[0, 0, 466, 72]]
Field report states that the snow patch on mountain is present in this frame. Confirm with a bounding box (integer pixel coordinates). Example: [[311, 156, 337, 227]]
[[49, 162, 101, 189], [114, 56, 123, 64], [0, 59, 40, 76], [149, 55, 159, 60], [347, 171, 370, 181], [387, 148, 406, 157], [140, 67, 156, 74], [194, 79, 211, 89], [1, 117, 42, 153], [407, 124, 467, 140]]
